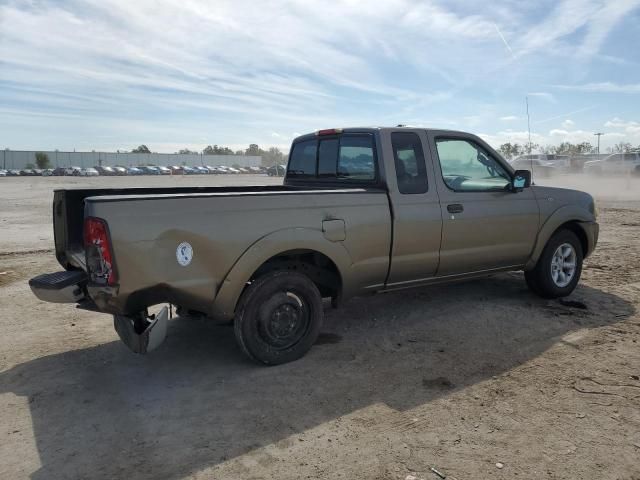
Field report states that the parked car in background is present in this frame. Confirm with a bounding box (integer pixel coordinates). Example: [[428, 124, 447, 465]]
[[157, 166, 171, 175], [7, 169, 21, 176], [42, 169, 54, 176], [544, 154, 570, 169], [169, 165, 184, 174], [194, 166, 209, 174], [510, 158, 557, 178], [584, 152, 640, 176], [127, 167, 144, 175], [96, 166, 116, 176], [33, 169, 44, 176], [512, 154, 570, 171], [267, 164, 286, 176], [20, 169, 37, 176], [0, 169, 7, 177], [182, 166, 198, 175], [226, 167, 241, 174], [79, 167, 100, 176], [568, 153, 606, 172], [52, 167, 67, 176], [65, 166, 82, 176], [139, 166, 160, 175], [113, 166, 128, 176]]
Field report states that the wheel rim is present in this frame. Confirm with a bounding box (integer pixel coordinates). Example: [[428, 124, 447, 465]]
[[257, 290, 310, 350], [550, 242, 577, 288]]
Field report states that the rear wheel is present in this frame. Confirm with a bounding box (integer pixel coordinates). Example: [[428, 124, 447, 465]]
[[234, 271, 323, 365], [525, 229, 583, 298]]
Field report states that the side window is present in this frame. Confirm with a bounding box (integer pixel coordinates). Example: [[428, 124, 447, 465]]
[[318, 138, 339, 176], [391, 132, 428, 194], [288, 139, 317, 177], [337, 136, 375, 180], [435, 138, 511, 192]]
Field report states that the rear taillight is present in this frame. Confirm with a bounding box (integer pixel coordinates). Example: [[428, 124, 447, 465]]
[[83, 217, 117, 285]]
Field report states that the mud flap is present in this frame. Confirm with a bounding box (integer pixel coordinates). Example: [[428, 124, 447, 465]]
[[113, 307, 169, 354]]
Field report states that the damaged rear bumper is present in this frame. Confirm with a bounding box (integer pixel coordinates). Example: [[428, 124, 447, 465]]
[[113, 306, 169, 354]]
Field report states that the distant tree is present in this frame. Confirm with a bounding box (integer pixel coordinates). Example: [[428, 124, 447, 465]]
[[543, 142, 595, 155], [261, 146, 286, 167], [235, 150, 244, 156], [131, 145, 151, 154], [245, 144, 261, 156], [26, 162, 35, 169], [202, 145, 235, 155], [497, 143, 524, 160], [178, 148, 198, 154], [35, 152, 51, 169], [608, 142, 633, 153], [575, 142, 595, 154]]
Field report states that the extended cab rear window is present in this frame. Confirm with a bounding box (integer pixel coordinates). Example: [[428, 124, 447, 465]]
[[287, 134, 377, 183]]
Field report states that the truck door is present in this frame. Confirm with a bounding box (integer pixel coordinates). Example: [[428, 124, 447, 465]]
[[384, 130, 443, 287], [426, 131, 539, 276]]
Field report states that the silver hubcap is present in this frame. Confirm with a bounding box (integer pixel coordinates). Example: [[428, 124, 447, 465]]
[[551, 243, 577, 288]]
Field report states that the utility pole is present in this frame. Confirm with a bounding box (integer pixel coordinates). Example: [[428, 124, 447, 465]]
[[594, 132, 604, 155], [526, 96, 532, 154]]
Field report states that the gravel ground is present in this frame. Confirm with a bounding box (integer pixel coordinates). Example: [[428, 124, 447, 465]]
[[0, 174, 639, 480]]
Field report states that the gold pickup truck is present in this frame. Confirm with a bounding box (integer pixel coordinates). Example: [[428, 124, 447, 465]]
[[29, 127, 599, 364]]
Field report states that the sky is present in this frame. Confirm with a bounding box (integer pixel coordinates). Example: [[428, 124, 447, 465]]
[[1, 0, 640, 153]]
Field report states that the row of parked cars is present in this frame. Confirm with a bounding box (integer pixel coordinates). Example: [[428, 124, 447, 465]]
[[0, 164, 283, 177], [509, 152, 640, 177]]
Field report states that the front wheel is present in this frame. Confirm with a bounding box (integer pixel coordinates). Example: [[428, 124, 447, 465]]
[[525, 229, 583, 298], [234, 271, 323, 365]]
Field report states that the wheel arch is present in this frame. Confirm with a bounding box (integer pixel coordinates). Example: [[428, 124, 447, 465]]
[[526, 206, 594, 270], [210, 228, 351, 321]]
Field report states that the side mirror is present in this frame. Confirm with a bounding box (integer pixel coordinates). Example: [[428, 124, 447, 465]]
[[512, 170, 531, 192]]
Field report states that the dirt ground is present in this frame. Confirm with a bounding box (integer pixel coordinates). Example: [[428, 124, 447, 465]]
[[0, 174, 639, 480]]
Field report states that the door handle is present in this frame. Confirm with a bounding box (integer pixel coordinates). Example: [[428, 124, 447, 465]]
[[447, 204, 464, 214]]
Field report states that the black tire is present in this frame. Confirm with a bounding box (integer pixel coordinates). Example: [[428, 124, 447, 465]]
[[525, 229, 583, 298], [234, 271, 323, 365]]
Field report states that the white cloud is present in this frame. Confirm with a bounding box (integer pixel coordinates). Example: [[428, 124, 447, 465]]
[[604, 118, 640, 135], [561, 119, 575, 128], [578, 0, 640, 58], [515, 0, 640, 59], [554, 82, 640, 93], [527, 92, 556, 102], [1, 0, 639, 151]]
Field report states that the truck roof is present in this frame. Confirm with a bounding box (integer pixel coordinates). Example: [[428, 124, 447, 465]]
[[292, 127, 467, 143]]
